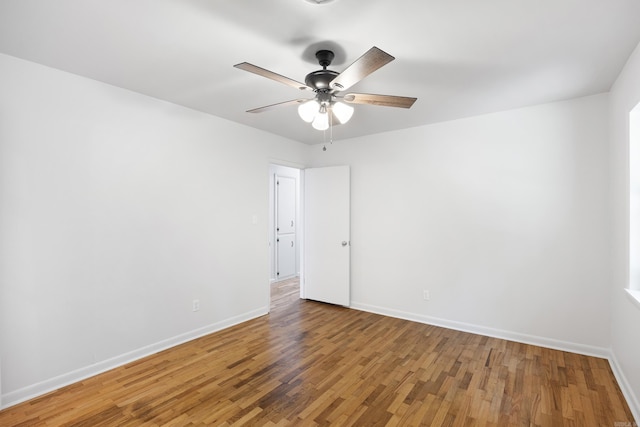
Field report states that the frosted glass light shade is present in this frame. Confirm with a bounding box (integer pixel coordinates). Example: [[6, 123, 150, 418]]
[[312, 111, 329, 130], [298, 100, 319, 123], [332, 101, 354, 124]]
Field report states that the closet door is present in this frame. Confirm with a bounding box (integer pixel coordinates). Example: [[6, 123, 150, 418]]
[[275, 175, 297, 280]]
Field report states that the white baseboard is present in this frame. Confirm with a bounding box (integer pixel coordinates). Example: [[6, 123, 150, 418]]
[[1, 307, 268, 410], [609, 351, 640, 424], [350, 302, 610, 358]]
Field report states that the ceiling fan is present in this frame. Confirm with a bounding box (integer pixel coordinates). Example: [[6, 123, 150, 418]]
[[234, 46, 417, 131]]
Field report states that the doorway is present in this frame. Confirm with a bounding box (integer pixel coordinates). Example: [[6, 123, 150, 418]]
[[269, 164, 302, 307], [268, 163, 351, 310]]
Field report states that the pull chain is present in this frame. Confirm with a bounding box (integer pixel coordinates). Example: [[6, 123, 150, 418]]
[[322, 110, 334, 152], [322, 127, 327, 151]]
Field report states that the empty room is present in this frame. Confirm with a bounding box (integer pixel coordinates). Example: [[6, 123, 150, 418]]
[[1, 0, 639, 425]]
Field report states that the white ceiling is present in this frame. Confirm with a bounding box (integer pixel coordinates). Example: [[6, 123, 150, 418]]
[[1, 0, 639, 145]]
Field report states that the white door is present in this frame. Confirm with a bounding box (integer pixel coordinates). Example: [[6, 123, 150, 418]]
[[276, 176, 296, 235], [303, 165, 350, 306], [276, 175, 297, 280], [276, 234, 296, 279]]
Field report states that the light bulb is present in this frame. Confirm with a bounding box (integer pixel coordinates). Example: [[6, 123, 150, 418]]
[[312, 110, 329, 130], [298, 100, 319, 123], [332, 101, 354, 124]]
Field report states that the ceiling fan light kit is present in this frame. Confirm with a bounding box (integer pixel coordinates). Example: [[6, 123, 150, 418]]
[[297, 90, 354, 130], [234, 46, 416, 133]]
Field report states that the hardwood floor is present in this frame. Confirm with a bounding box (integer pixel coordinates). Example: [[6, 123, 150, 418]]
[[0, 277, 634, 426]]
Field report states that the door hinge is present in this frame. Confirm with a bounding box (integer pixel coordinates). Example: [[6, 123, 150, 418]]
[[277, 238, 280, 242]]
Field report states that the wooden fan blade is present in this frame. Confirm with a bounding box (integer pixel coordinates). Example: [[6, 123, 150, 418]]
[[234, 62, 311, 91], [246, 99, 309, 113], [329, 47, 395, 92], [342, 93, 417, 109]]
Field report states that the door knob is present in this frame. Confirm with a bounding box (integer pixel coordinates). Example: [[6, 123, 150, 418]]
[[342, 241, 348, 247]]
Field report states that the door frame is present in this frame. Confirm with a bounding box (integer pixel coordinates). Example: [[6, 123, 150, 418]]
[[268, 162, 305, 308]]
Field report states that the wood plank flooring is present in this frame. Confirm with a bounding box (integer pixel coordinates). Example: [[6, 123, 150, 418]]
[[0, 277, 634, 426]]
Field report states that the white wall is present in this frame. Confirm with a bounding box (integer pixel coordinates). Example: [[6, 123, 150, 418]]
[[610, 40, 640, 420], [310, 94, 612, 355], [0, 53, 309, 408]]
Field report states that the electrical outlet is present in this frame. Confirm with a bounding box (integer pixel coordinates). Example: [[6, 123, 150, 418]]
[[192, 299, 200, 312], [423, 290, 430, 301]]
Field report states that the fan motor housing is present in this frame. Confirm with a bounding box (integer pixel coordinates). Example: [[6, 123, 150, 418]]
[[305, 49, 339, 91], [305, 69, 339, 91]]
